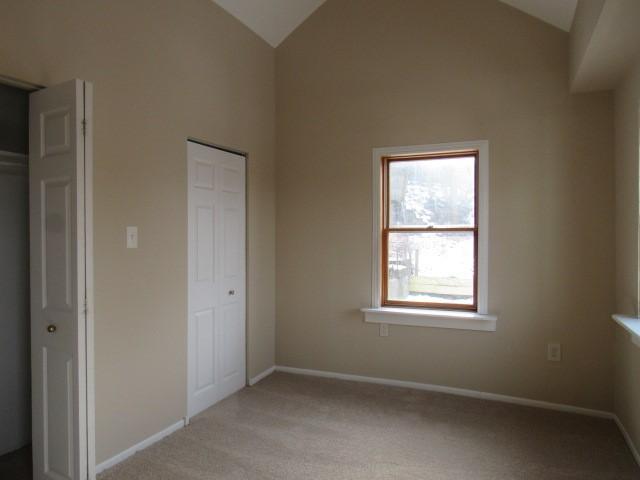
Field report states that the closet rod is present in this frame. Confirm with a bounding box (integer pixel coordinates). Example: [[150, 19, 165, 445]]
[[0, 150, 27, 158], [0, 161, 27, 169], [0, 151, 28, 170]]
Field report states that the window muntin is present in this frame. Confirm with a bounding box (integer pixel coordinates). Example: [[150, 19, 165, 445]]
[[382, 151, 478, 310]]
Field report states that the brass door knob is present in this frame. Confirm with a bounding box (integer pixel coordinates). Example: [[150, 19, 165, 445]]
[[47, 324, 57, 333]]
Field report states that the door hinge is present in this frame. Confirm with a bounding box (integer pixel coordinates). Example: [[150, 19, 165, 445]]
[[81, 119, 87, 136], [83, 296, 88, 315]]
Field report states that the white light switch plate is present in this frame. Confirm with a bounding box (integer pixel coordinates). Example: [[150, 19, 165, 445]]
[[547, 343, 561, 362], [126, 226, 138, 249]]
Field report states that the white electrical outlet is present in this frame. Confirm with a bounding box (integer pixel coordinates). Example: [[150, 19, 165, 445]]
[[547, 343, 561, 362], [379, 323, 389, 337], [126, 226, 138, 249]]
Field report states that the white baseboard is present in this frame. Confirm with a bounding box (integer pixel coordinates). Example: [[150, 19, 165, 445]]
[[274, 366, 613, 419], [613, 415, 640, 467], [95, 419, 186, 474], [249, 365, 276, 386]]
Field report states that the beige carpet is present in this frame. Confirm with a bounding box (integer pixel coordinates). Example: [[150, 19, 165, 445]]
[[99, 372, 639, 479]]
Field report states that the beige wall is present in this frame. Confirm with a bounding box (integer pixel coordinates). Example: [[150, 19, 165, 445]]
[[0, 0, 276, 463], [613, 61, 640, 454], [276, 0, 615, 410], [570, 0, 640, 93]]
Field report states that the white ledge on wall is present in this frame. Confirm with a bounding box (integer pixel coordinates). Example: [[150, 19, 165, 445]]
[[612, 314, 640, 347], [361, 307, 497, 332]]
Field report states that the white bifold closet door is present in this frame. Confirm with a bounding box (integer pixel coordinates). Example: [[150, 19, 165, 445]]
[[30, 79, 90, 480], [187, 140, 246, 418]]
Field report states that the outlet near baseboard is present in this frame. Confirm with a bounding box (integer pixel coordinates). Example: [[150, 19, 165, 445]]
[[379, 323, 389, 337]]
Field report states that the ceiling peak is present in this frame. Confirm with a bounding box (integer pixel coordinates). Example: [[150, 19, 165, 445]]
[[212, 0, 326, 47], [212, 0, 578, 49], [498, 0, 578, 32]]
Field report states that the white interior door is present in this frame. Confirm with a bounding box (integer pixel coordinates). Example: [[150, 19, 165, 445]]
[[187, 140, 246, 418], [30, 79, 90, 480]]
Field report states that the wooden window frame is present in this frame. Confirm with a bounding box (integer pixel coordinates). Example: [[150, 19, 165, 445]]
[[381, 150, 479, 311]]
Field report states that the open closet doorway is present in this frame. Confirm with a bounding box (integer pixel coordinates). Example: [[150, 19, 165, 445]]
[[0, 76, 95, 480], [0, 81, 31, 480]]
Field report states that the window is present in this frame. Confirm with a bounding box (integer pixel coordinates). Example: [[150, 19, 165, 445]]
[[363, 141, 494, 331], [382, 151, 478, 310]]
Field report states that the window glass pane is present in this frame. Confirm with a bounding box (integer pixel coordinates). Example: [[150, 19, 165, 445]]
[[389, 156, 475, 227], [387, 231, 474, 306]]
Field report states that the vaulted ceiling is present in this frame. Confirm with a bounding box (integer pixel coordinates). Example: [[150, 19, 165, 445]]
[[499, 0, 577, 31], [211, 0, 325, 47], [211, 0, 578, 47]]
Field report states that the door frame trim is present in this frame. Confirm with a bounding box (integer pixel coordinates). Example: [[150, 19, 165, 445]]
[[83, 80, 96, 480], [0, 73, 43, 91], [186, 137, 248, 157]]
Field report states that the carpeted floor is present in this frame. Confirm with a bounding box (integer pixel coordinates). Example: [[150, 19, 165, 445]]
[[0, 445, 32, 480], [99, 372, 639, 479]]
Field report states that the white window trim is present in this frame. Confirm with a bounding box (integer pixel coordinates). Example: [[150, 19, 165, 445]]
[[363, 140, 496, 332]]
